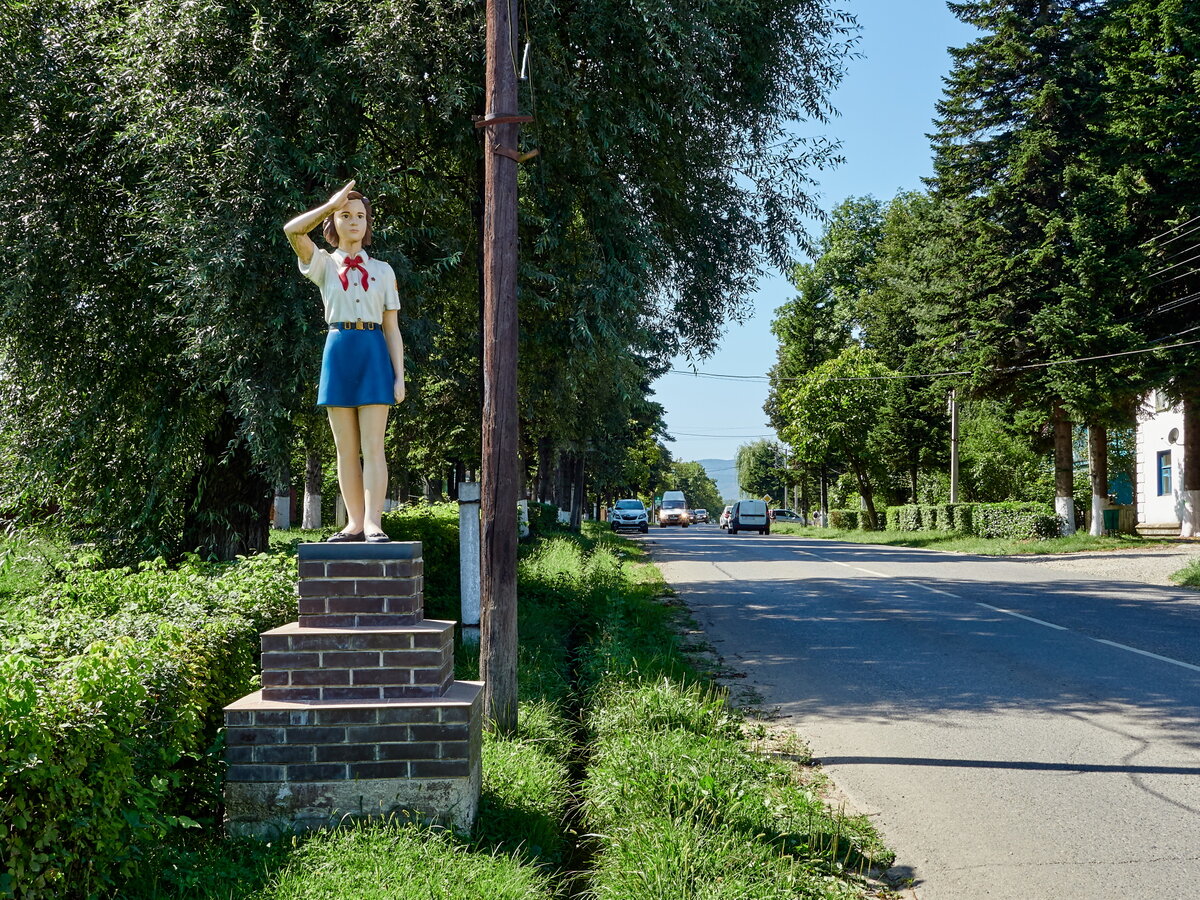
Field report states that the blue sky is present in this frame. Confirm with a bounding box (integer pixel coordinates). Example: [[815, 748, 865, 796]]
[[653, 1, 977, 463]]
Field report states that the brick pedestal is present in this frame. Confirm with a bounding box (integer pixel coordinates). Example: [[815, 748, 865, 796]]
[[224, 542, 482, 837]]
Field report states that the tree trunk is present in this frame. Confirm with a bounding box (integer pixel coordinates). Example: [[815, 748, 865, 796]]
[[423, 475, 443, 502], [569, 453, 585, 530], [535, 436, 552, 503], [819, 466, 829, 526], [180, 410, 272, 560], [910, 465, 918, 505], [302, 449, 322, 529], [1088, 424, 1108, 537], [1053, 403, 1076, 536], [1183, 393, 1200, 538], [851, 459, 878, 530]]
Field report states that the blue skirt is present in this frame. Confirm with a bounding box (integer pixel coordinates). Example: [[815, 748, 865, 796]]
[[317, 326, 395, 407]]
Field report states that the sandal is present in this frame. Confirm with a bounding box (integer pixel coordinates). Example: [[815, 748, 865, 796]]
[[327, 530, 365, 543]]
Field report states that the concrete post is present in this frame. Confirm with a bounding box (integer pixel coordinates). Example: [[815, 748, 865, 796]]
[[273, 493, 291, 530], [459, 482, 481, 638]]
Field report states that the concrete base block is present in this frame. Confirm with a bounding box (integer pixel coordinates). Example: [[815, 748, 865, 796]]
[[225, 761, 482, 837]]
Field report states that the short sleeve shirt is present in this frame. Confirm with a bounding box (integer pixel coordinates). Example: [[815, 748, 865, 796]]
[[299, 248, 401, 324]]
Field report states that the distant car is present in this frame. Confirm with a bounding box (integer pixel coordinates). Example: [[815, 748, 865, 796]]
[[610, 499, 649, 533], [693, 508, 709, 523], [719, 505, 733, 530], [728, 499, 770, 535], [771, 508, 804, 524]]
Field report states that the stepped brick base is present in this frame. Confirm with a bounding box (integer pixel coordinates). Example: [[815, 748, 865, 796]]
[[224, 683, 482, 836], [224, 541, 481, 836]]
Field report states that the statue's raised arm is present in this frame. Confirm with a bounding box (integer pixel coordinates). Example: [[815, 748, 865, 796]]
[[284, 180, 357, 265], [287, 181, 405, 544]]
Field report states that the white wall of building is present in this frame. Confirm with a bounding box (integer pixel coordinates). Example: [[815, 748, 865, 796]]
[[1135, 392, 1186, 525]]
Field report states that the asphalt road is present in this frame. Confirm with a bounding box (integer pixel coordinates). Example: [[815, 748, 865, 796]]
[[646, 524, 1200, 900]]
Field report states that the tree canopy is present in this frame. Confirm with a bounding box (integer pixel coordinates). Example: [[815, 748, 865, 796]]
[[0, 0, 857, 559]]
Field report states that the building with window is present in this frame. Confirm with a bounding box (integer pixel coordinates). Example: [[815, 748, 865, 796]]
[[1135, 391, 1192, 536]]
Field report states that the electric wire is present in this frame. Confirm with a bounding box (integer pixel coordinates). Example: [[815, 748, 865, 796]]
[[1140, 214, 1200, 248], [666, 334, 1200, 384]]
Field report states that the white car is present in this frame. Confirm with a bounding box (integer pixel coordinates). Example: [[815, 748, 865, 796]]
[[610, 499, 649, 533], [719, 505, 733, 530], [771, 508, 804, 524], [728, 499, 770, 535]]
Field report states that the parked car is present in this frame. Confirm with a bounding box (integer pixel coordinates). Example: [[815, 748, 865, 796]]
[[658, 490, 690, 527], [719, 505, 733, 530], [771, 508, 804, 524], [610, 498, 649, 533], [728, 499, 770, 535], [693, 508, 709, 523]]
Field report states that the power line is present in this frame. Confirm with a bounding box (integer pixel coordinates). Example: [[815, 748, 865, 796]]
[[1141, 214, 1200, 248], [666, 334, 1200, 384]]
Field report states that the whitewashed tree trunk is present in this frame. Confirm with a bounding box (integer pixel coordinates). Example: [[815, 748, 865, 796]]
[[1088, 425, 1107, 537], [1053, 404, 1076, 536], [302, 449, 322, 529]]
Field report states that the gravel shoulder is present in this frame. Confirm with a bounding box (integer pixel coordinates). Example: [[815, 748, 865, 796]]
[[1009, 542, 1200, 586]]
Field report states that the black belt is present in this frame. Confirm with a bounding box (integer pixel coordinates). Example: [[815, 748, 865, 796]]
[[331, 320, 379, 331]]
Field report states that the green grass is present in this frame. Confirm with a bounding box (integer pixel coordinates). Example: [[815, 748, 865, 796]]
[[576, 528, 893, 898], [1170, 557, 1200, 589], [770, 523, 1170, 556], [4, 518, 888, 900]]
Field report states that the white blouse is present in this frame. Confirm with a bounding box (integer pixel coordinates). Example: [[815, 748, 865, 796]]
[[299, 248, 401, 324]]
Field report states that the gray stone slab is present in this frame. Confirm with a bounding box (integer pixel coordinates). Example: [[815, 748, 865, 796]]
[[298, 541, 422, 561]]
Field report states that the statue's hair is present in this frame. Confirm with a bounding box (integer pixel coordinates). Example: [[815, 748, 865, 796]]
[[322, 191, 374, 248]]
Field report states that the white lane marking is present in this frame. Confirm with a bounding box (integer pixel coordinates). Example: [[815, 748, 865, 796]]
[[823, 557, 890, 578], [800, 544, 1200, 672], [906, 581, 961, 598], [1091, 638, 1200, 674], [974, 602, 1069, 631]]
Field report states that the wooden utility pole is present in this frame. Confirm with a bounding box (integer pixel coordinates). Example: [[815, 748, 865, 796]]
[[478, 0, 521, 732]]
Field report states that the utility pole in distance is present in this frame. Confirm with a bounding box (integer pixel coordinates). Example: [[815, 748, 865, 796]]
[[478, 0, 524, 733]]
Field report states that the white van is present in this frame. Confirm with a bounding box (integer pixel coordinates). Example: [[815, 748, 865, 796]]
[[658, 490, 690, 527], [728, 499, 769, 535]]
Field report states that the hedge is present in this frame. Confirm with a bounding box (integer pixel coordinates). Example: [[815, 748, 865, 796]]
[[882, 502, 1060, 540], [1, 553, 297, 900], [828, 509, 859, 530], [972, 502, 1061, 540]]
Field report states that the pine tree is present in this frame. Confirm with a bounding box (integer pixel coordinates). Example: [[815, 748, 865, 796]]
[[928, 0, 1142, 532]]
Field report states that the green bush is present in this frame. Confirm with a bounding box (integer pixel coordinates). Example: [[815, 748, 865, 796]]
[[884, 507, 901, 531], [526, 501, 562, 537], [919, 505, 938, 531], [950, 503, 973, 534], [0, 553, 296, 900], [827, 509, 858, 530], [381, 503, 459, 618], [892, 505, 921, 532], [972, 502, 1061, 540]]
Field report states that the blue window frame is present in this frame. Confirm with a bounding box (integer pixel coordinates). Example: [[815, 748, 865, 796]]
[[1157, 450, 1172, 496]]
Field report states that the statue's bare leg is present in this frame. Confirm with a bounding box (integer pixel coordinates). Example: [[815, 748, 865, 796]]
[[327, 406, 365, 534], [358, 404, 390, 536]]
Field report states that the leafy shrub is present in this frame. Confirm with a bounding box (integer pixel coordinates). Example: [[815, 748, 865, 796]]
[[892, 505, 921, 532], [971, 502, 1061, 540], [885, 507, 901, 531], [827, 509, 858, 530], [1, 553, 296, 899], [381, 503, 459, 618], [951, 503, 975, 534], [526, 502, 562, 537], [919, 505, 938, 531]]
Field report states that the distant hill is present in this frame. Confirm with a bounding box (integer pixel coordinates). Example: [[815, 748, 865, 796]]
[[696, 459, 739, 506]]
